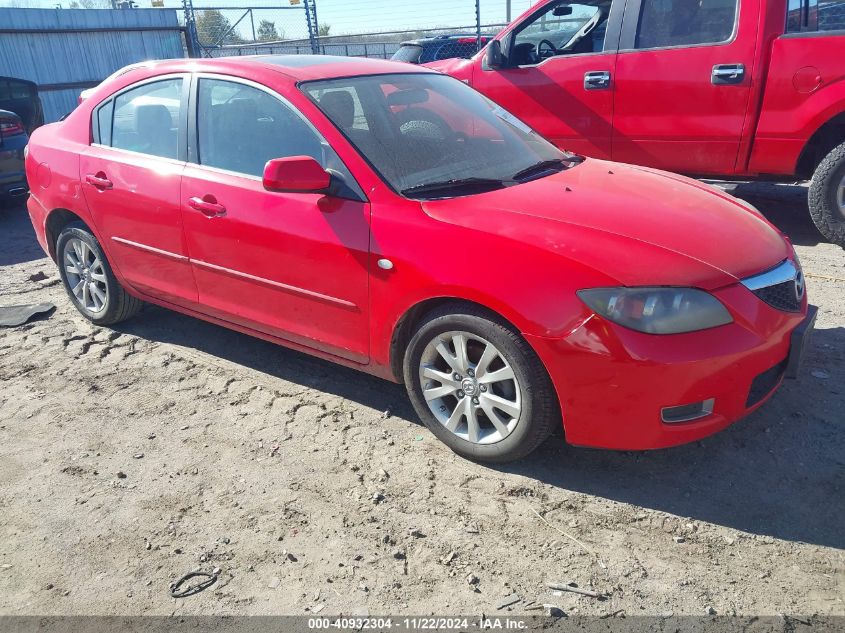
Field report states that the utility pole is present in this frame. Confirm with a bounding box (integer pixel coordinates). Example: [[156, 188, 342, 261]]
[[506, 0, 512, 22]]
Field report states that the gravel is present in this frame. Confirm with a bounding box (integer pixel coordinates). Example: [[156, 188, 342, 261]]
[[0, 186, 842, 616]]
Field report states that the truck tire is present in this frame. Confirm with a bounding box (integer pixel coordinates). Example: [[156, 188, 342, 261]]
[[808, 140, 845, 248]]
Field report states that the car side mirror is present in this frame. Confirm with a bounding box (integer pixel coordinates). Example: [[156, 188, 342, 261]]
[[263, 156, 331, 194], [484, 39, 504, 70]]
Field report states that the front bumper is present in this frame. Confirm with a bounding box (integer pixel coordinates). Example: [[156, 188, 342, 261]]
[[526, 283, 813, 450]]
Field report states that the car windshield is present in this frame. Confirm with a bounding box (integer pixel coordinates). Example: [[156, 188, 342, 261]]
[[302, 73, 576, 199]]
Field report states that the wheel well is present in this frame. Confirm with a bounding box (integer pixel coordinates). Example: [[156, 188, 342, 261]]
[[796, 112, 845, 180], [388, 297, 521, 381], [44, 209, 86, 261]]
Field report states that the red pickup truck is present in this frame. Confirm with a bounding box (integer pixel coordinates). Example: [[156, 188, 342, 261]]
[[431, 0, 845, 246]]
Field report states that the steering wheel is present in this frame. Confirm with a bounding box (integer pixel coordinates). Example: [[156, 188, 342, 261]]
[[537, 39, 558, 58]]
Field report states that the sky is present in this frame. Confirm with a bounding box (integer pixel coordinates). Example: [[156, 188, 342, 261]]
[[0, 0, 540, 38]]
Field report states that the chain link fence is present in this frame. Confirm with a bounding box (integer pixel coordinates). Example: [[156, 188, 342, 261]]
[[210, 0, 536, 60], [0, 0, 537, 61]]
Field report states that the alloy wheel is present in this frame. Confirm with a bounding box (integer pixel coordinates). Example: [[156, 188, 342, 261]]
[[418, 330, 522, 445], [64, 237, 108, 314]]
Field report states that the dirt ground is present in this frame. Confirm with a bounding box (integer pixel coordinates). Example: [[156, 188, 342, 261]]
[[0, 183, 843, 618]]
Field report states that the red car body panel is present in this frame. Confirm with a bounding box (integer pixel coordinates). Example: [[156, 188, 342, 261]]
[[26, 56, 809, 450], [432, 0, 845, 180]]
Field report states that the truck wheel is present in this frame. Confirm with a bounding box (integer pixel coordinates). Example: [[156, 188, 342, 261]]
[[403, 303, 559, 463], [808, 140, 845, 248]]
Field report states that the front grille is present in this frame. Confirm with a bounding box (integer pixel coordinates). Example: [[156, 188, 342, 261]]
[[747, 357, 787, 408], [752, 281, 802, 312]]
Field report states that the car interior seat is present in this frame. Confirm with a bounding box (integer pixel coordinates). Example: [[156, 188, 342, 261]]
[[135, 104, 175, 159]]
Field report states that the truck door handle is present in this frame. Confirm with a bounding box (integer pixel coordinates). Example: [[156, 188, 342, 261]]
[[584, 71, 611, 90], [712, 63, 745, 85], [85, 172, 113, 190], [188, 195, 227, 218]]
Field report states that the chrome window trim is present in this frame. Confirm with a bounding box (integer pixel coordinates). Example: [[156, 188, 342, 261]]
[[741, 259, 797, 291]]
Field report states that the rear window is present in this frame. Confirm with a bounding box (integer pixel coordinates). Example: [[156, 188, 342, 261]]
[[820, 0, 845, 30], [788, 0, 845, 32], [635, 0, 738, 48], [391, 44, 423, 63], [0, 79, 34, 101]]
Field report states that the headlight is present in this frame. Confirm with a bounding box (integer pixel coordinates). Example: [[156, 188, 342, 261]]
[[577, 287, 733, 334]]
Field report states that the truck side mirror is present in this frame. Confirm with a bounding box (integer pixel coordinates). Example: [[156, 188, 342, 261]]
[[483, 39, 504, 70]]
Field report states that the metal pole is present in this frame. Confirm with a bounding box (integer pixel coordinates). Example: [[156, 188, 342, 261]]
[[475, 0, 482, 52], [182, 0, 200, 58], [303, 0, 319, 54], [249, 8, 256, 42], [506, 0, 511, 22]]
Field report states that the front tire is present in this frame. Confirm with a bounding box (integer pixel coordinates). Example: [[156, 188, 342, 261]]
[[403, 304, 559, 463], [56, 222, 142, 325], [808, 140, 845, 248]]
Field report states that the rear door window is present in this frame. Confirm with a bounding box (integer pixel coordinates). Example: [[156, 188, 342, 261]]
[[104, 78, 183, 160], [634, 0, 738, 48]]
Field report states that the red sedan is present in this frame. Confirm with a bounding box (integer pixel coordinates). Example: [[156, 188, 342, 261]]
[[25, 56, 815, 462]]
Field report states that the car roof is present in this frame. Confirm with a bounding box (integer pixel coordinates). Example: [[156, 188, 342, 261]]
[[400, 34, 494, 45], [139, 55, 437, 83]]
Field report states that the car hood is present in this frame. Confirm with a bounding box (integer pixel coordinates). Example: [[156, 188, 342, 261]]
[[420, 159, 791, 290]]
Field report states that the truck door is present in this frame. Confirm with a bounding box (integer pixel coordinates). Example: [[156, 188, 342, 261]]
[[470, 0, 623, 159], [611, 0, 759, 175]]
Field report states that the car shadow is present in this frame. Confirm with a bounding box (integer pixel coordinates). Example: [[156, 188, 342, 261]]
[[0, 201, 47, 266], [121, 304, 844, 550], [114, 304, 417, 420], [706, 181, 826, 248], [499, 323, 844, 550]]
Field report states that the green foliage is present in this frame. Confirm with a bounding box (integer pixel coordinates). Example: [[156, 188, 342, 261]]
[[196, 9, 244, 45], [257, 19, 281, 42]]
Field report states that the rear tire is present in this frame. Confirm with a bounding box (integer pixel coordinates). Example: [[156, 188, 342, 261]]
[[56, 222, 142, 325], [403, 304, 559, 463], [808, 140, 845, 248]]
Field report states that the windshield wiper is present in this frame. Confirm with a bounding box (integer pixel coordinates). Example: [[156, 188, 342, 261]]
[[400, 177, 507, 199], [512, 158, 568, 182]]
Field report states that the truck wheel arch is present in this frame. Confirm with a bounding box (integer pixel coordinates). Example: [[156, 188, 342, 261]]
[[796, 111, 845, 180]]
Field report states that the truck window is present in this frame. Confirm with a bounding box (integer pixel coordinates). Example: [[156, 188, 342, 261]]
[[819, 0, 845, 30], [510, 0, 612, 65], [634, 0, 738, 49], [787, 0, 845, 32]]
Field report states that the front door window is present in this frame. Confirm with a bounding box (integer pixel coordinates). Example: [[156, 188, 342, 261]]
[[510, 0, 612, 65]]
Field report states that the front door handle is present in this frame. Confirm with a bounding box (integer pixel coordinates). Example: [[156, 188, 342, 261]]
[[712, 63, 745, 85], [584, 70, 611, 90], [85, 172, 113, 190], [188, 195, 227, 218]]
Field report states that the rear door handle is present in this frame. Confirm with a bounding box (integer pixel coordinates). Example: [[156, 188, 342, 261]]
[[85, 173, 113, 190], [584, 70, 611, 90], [712, 63, 745, 85], [188, 195, 227, 218]]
